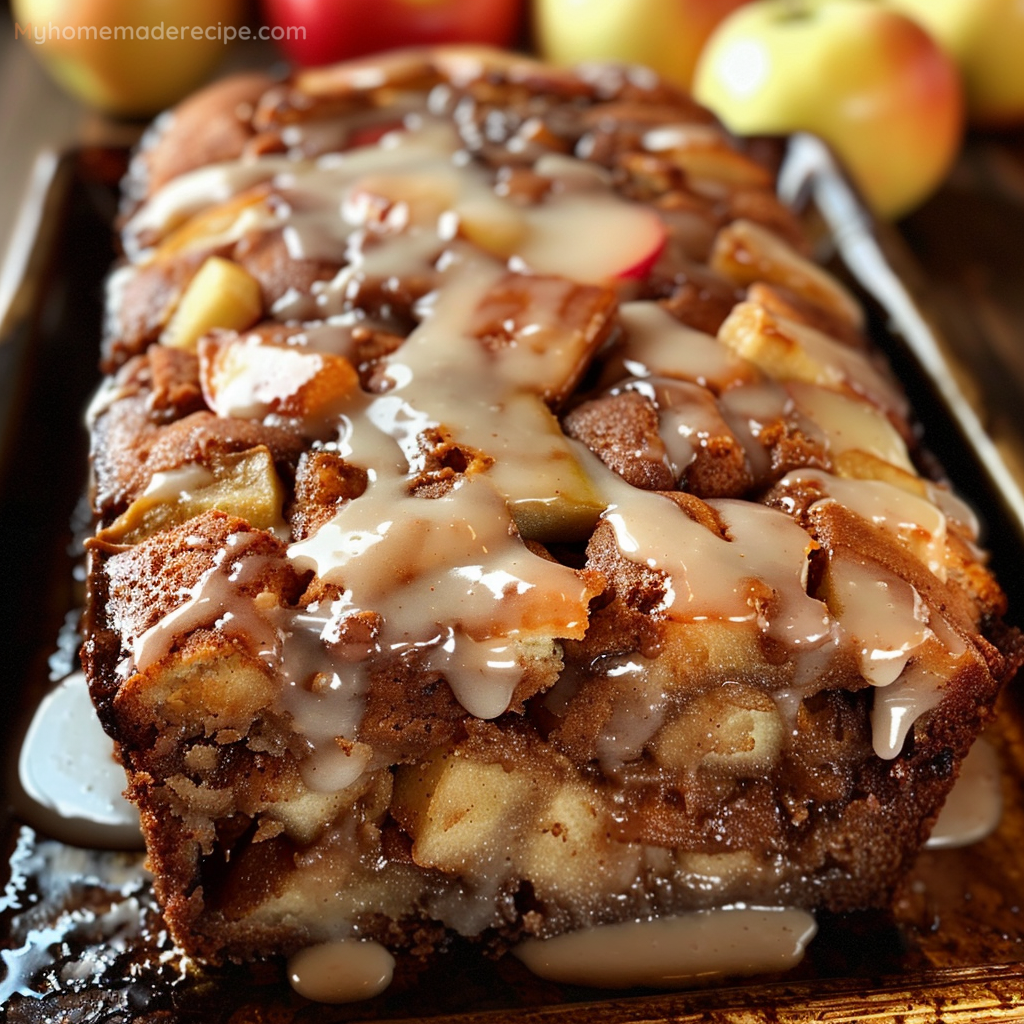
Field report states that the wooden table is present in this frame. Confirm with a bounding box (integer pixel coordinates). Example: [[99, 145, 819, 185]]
[[902, 138, 1024, 484]]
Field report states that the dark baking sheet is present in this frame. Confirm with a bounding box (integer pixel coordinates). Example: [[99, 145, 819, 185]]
[[1, 143, 1023, 1023]]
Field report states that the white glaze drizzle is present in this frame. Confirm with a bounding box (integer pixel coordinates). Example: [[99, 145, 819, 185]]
[[926, 737, 1002, 849], [870, 661, 949, 760], [131, 532, 281, 675], [786, 381, 915, 473], [513, 907, 817, 989], [606, 302, 840, 485], [123, 156, 305, 258], [785, 467, 951, 580], [612, 301, 750, 391], [829, 557, 934, 690], [143, 464, 217, 501], [600, 476, 834, 652], [287, 938, 395, 1004], [617, 376, 732, 481], [16, 673, 143, 850]]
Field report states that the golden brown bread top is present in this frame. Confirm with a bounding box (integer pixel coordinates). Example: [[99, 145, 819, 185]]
[[88, 46, 1014, 760]]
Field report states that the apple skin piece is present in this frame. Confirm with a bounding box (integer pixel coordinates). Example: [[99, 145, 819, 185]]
[[534, 0, 752, 91], [885, 0, 1024, 126], [160, 257, 263, 354], [693, 0, 964, 219], [616, 232, 667, 280], [12, 0, 245, 117]]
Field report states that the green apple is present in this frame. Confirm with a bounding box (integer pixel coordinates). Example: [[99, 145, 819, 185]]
[[693, 0, 965, 219], [534, 0, 752, 91], [885, 0, 1024, 126], [12, 0, 245, 117]]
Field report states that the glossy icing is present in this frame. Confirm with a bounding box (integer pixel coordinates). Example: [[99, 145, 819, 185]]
[[287, 938, 395, 1004], [16, 673, 143, 850], [109, 96, 989, 777], [513, 907, 818, 988]]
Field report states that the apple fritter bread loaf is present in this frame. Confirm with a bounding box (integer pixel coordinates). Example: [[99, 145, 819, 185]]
[[82, 46, 1020, 966]]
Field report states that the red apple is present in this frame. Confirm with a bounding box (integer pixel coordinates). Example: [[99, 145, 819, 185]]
[[534, 0, 752, 91], [693, 0, 964, 219], [11, 0, 245, 117], [884, 0, 1024, 126], [259, 0, 523, 67]]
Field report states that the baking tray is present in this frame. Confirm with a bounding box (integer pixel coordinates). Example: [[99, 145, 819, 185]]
[[1, 139, 1023, 1023]]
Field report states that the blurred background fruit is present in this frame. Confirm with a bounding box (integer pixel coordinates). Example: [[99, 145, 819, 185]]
[[13, 0, 1020, 221], [884, 0, 1024, 127], [693, 0, 965, 218], [259, 0, 524, 66], [534, 0, 750, 90], [11, 0, 245, 117]]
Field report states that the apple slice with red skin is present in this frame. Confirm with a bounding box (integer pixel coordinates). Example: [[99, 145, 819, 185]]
[[516, 196, 667, 284], [617, 228, 667, 280]]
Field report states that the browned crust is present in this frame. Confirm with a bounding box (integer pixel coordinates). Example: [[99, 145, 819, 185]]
[[132, 71, 279, 203]]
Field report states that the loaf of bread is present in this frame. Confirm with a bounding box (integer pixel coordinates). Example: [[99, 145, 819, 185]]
[[81, 46, 1020, 970]]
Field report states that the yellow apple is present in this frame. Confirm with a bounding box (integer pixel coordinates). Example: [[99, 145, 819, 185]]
[[884, 0, 1024, 126], [534, 0, 752, 91], [693, 0, 965, 219], [12, 0, 245, 117]]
